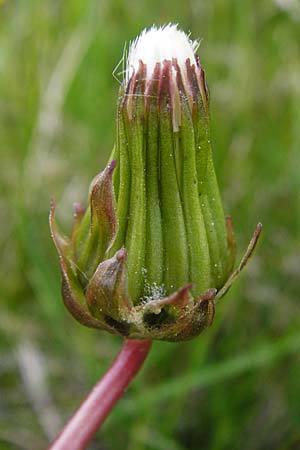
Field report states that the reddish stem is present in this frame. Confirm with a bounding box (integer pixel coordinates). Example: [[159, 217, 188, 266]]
[[49, 339, 152, 450]]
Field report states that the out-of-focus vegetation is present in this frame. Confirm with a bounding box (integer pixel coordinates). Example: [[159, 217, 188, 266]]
[[1, 0, 300, 449]]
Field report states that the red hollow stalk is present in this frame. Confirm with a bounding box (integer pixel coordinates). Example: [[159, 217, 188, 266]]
[[49, 339, 152, 450]]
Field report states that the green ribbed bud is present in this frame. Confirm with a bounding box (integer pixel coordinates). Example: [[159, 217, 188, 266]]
[[50, 24, 261, 341]]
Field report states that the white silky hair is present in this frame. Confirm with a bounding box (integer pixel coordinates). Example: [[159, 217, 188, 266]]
[[125, 24, 199, 83]]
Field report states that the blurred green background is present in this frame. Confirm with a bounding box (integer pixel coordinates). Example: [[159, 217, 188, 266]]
[[1, 0, 300, 449]]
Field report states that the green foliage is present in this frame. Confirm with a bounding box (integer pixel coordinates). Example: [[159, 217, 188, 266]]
[[1, 0, 300, 448]]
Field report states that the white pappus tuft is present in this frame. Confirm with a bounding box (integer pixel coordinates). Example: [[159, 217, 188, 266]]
[[125, 24, 200, 84]]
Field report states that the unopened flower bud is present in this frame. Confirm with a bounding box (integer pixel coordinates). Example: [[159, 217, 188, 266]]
[[50, 24, 261, 341]]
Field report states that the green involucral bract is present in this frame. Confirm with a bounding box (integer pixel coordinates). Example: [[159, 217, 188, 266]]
[[50, 55, 261, 342]]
